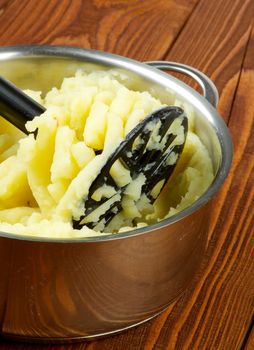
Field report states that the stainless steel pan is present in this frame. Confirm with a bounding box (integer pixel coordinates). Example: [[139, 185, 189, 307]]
[[0, 46, 232, 343]]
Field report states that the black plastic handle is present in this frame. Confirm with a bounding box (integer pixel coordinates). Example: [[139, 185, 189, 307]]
[[0, 76, 46, 134]]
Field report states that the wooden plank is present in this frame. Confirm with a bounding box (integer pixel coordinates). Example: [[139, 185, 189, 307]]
[[149, 12, 254, 350], [0, 1, 254, 350], [0, 0, 198, 61], [164, 0, 254, 123]]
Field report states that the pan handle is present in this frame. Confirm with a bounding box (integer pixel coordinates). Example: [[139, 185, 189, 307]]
[[145, 61, 219, 108]]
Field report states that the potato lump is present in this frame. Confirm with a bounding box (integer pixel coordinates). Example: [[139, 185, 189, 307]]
[[0, 70, 214, 238]]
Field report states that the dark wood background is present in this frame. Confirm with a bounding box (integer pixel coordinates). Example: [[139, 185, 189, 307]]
[[0, 0, 254, 349]]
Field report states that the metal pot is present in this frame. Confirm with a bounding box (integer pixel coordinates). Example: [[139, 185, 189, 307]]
[[0, 45, 232, 343]]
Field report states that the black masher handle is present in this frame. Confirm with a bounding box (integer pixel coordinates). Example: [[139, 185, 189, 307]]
[[0, 76, 46, 134]]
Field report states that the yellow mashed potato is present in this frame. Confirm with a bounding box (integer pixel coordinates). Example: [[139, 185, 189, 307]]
[[0, 70, 214, 238]]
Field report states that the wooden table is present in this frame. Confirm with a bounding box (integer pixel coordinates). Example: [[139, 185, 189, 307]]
[[0, 0, 254, 349]]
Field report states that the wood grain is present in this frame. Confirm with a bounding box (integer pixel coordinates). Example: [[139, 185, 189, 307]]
[[164, 0, 254, 123], [0, 0, 198, 61], [0, 0, 254, 349], [153, 23, 254, 350]]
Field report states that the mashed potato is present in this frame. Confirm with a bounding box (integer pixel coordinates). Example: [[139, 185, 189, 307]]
[[0, 70, 214, 238]]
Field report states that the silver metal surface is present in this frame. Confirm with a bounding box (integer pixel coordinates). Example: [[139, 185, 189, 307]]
[[145, 61, 219, 108], [0, 45, 233, 342]]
